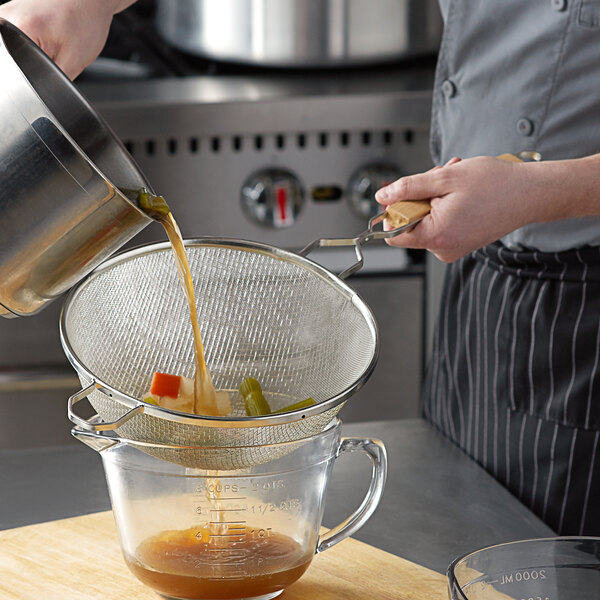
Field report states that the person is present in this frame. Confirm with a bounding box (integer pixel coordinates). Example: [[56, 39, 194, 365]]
[[375, 2, 600, 536], [2, 0, 599, 535], [0, 0, 136, 80]]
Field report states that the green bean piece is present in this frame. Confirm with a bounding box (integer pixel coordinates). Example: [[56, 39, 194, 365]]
[[273, 398, 317, 414], [239, 377, 263, 399], [143, 396, 159, 406], [244, 391, 271, 416]]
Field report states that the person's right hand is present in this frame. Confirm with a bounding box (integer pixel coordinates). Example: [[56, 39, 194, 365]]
[[375, 154, 600, 263], [0, 0, 137, 80]]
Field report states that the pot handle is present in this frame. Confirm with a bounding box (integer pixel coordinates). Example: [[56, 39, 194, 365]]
[[68, 382, 144, 431], [299, 151, 541, 280], [316, 437, 387, 554]]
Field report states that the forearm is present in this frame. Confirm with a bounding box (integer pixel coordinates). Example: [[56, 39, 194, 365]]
[[526, 153, 600, 223]]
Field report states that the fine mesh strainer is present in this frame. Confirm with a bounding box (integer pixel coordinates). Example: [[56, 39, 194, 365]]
[[61, 238, 379, 469]]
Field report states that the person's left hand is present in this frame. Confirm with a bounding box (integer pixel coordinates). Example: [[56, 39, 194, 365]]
[[375, 156, 556, 262]]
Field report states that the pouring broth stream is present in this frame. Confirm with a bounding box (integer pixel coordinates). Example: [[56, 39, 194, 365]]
[[137, 190, 222, 415]]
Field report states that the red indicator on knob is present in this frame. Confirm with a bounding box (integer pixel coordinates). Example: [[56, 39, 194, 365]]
[[274, 184, 292, 227], [241, 169, 304, 228]]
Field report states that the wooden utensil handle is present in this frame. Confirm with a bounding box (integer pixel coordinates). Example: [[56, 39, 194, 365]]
[[384, 199, 432, 230], [383, 153, 526, 230]]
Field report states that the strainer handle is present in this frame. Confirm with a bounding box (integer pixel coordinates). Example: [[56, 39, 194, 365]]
[[298, 213, 428, 279], [68, 382, 144, 431], [316, 437, 387, 554], [300, 152, 541, 279]]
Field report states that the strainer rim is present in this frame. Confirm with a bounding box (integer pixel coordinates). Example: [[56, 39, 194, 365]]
[[74, 417, 342, 452], [59, 237, 380, 427]]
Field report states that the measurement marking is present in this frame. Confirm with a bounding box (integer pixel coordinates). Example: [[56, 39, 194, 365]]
[[210, 533, 246, 538], [206, 497, 246, 501], [209, 508, 243, 513], [209, 521, 246, 525]]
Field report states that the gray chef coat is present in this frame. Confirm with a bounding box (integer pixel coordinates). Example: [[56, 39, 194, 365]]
[[431, 0, 600, 251], [425, 0, 600, 536]]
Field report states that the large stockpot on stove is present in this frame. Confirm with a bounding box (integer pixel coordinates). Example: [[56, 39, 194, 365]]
[[0, 20, 153, 317], [155, 0, 443, 68]]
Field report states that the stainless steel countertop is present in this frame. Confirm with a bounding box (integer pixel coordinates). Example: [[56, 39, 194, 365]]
[[0, 418, 553, 574]]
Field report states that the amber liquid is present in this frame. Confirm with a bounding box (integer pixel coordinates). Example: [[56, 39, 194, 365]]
[[124, 526, 312, 600], [154, 210, 219, 415]]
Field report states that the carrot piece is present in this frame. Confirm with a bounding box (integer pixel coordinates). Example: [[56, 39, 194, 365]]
[[150, 372, 181, 398]]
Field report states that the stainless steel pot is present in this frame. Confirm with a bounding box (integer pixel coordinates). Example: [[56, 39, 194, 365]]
[[155, 0, 442, 68], [0, 20, 153, 318]]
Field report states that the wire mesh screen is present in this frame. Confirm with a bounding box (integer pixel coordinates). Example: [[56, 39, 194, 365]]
[[62, 240, 378, 468]]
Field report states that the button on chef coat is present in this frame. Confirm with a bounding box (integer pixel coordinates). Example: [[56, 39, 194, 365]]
[[431, 0, 600, 251]]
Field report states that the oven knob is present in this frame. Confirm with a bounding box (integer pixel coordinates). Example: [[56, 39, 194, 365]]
[[347, 164, 402, 219], [241, 169, 305, 228]]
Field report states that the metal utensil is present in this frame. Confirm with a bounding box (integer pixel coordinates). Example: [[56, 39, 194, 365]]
[[0, 20, 153, 317], [300, 199, 430, 279], [62, 239, 379, 469]]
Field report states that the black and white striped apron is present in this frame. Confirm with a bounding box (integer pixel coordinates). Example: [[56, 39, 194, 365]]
[[423, 242, 600, 535]]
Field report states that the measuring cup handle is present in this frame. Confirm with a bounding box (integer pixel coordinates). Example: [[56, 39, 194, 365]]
[[316, 437, 387, 554]]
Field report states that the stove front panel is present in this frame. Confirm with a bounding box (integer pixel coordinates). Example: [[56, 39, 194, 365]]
[[81, 79, 434, 250]]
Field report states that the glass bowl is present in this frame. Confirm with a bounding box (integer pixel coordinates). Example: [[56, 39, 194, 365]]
[[448, 537, 600, 600]]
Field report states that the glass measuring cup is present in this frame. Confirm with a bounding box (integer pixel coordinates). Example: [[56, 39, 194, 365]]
[[448, 537, 600, 600], [72, 419, 386, 600]]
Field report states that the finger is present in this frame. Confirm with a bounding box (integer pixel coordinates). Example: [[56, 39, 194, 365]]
[[53, 51, 83, 80], [425, 157, 461, 174], [383, 213, 435, 250], [385, 213, 472, 264], [445, 156, 462, 166], [385, 219, 460, 262], [375, 169, 449, 206]]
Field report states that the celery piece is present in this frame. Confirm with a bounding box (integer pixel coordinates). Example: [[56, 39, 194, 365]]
[[239, 377, 262, 399], [273, 398, 316, 414], [244, 391, 271, 416]]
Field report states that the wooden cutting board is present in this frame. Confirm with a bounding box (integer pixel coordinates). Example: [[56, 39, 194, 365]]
[[0, 511, 447, 600]]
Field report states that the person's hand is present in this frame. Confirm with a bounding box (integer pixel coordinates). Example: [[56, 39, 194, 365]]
[[0, 0, 137, 80], [374, 155, 595, 263]]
